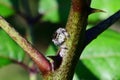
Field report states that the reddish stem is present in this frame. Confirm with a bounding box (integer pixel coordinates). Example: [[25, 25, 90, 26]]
[[0, 17, 52, 74]]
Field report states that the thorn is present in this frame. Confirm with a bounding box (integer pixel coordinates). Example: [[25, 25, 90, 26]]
[[88, 8, 105, 14]]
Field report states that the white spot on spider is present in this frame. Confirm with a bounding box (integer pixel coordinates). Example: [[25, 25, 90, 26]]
[[52, 28, 69, 47]]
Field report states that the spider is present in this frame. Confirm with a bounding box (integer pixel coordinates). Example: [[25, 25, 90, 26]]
[[52, 28, 69, 57], [52, 28, 69, 47]]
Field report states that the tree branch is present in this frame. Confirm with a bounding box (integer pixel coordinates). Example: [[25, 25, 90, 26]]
[[0, 16, 51, 74], [43, 0, 92, 80], [85, 10, 120, 46]]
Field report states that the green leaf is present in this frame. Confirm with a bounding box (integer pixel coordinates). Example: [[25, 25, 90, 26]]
[[80, 29, 120, 79], [92, 0, 120, 13], [0, 29, 25, 67], [0, 0, 15, 17], [45, 43, 57, 56], [0, 58, 11, 67], [89, 0, 120, 22], [38, 0, 70, 23], [39, 0, 59, 22], [73, 61, 98, 80]]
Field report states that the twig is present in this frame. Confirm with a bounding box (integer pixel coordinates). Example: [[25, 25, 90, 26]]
[[0, 55, 37, 73], [85, 10, 120, 45], [12, 60, 38, 73], [0, 16, 51, 74]]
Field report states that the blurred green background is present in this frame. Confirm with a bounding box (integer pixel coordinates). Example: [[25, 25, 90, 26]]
[[0, 0, 120, 80]]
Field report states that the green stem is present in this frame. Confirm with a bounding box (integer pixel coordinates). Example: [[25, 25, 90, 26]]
[[43, 0, 91, 80], [30, 72, 37, 80], [29, 62, 38, 80]]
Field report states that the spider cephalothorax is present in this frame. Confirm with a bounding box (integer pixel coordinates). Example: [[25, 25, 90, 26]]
[[52, 28, 69, 47], [49, 28, 70, 70]]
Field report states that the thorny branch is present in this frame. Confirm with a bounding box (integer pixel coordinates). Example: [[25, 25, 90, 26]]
[[85, 10, 120, 46], [0, 0, 120, 79]]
